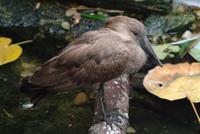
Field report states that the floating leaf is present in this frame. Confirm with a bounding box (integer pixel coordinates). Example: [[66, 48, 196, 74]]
[[81, 12, 108, 20], [143, 62, 200, 102], [171, 35, 199, 57], [143, 62, 200, 123], [152, 46, 168, 60], [0, 37, 12, 47], [189, 39, 200, 61], [153, 35, 200, 60], [0, 45, 22, 65], [153, 44, 180, 60], [0, 37, 32, 65]]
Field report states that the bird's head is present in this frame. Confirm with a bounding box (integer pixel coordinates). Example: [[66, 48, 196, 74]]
[[104, 16, 162, 66]]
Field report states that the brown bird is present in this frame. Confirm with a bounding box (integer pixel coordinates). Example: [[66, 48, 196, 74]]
[[20, 16, 161, 119]]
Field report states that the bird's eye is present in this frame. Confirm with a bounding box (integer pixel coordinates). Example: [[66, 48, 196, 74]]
[[133, 32, 138, 36]]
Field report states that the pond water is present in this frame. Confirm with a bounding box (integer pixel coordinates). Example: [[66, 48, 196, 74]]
[[0, 0, 200, 132], [0, 47, 199, 134]]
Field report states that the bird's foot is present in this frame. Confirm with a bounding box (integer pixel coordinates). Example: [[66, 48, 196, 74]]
[[99, 111, 129, 130]]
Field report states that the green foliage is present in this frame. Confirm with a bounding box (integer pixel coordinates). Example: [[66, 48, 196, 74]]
[[153, 44, 180, 60], [189, 39, 200, 62], [153, 35, 200, 61], [81, 12, 109, 21], [171, 35, 199, 57], [145, 13, 196, 37]]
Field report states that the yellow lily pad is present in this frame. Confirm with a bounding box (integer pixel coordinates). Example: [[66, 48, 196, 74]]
[[0, 37, 31, 65], [0, 45, 22, 65], [143, 62, 200, 123], [143, 62, 200, 103], [0, 37, 12, 47]]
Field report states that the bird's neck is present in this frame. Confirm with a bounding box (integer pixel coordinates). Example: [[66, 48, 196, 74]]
[[105, 27, 133, 41]]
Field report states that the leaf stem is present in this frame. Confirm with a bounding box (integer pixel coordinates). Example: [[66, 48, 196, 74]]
[[12, 40, 32, 45], [188, 98, 200, 124]]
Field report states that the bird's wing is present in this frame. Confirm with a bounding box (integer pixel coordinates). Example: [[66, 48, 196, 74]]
[[29, 29, 131, 88]]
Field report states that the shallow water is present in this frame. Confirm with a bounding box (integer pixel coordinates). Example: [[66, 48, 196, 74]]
[[0, 10, 199, 133], [0, 55, 199, 134]]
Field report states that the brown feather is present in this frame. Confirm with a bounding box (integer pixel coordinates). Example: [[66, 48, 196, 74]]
[[21, 16, 151, 92]]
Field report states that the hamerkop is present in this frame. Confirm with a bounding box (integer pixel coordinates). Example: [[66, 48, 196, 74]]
[[20, 16, 161, 121]]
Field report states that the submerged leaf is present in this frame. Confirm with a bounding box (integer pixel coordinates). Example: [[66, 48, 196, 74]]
[[73, 92, 88, 105], [153, 35, 200, 60], [3, 109, 14, 118], [61, 22, 70, 30], [127, 126, 136, 134], [66, 8, 77, 17], [20, 62, 37, 77]]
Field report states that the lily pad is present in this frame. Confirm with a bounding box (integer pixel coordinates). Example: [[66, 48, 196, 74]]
[[0, 37, 32, 65], [143, 62, 200, 123], [0, 37, 22, 65], [152, 44, 180, 60], [171, 35, 199, 58], [189, 39, 200, 61], [143, 62, 200, 102]]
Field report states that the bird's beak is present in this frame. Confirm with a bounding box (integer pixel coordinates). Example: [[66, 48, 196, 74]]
[[141, 36, 162, 66]]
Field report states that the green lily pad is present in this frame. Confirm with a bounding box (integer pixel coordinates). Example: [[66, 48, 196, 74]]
[[153, 45, 169, 60], [171, 35, 199, 57], [153, 44, 180, 60], [189, 39, 200, 61]]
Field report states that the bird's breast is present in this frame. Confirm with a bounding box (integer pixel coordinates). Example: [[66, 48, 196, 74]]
[[124, 45, 147, 74]]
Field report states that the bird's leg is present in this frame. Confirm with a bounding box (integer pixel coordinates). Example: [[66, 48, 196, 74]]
[[97, 83, 129, 129], [106, 110, 129, 130], [97, 83, 122, 129], [97, 82, 107, 120]]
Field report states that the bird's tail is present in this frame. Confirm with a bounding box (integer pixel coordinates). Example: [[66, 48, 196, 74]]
[[20, 76, 48, 107], [20, 76, 41, 93]]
